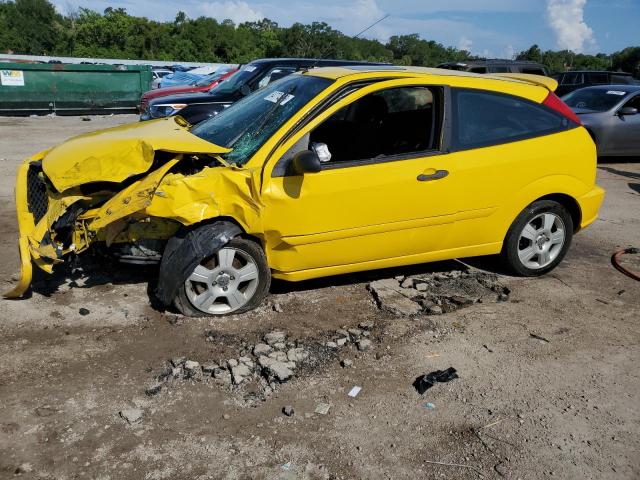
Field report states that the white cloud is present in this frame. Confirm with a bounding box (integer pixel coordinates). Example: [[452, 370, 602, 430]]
[[546, 0, 595, 52], [199, 1, 264, 24], [458, 36, 473, 52]]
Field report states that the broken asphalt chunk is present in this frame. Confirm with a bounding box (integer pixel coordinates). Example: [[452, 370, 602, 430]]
[[368, 279, 422, 316]]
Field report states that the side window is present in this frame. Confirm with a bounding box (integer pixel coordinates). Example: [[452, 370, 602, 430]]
[[488, 66, 510, 73], [623, 95, 640, 110], [586, 73, 608, 84], [308, 86, 440, 165], [452, 89, 571, 150], [273, 85, 442, 176], [561, 73, 583, 85], [469, 66, 487, 73]]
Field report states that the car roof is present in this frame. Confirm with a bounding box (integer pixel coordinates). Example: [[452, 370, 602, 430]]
[[303, 66, 557, 103], [573, 84, 640, 93], [561, 70, 632, 75], [247, 58, 389, 67]]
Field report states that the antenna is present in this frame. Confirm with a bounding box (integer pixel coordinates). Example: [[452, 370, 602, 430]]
[[353, 14, 389, 38]]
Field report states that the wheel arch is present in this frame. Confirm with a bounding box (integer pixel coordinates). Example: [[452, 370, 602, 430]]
[[534, 193, 582, 233]]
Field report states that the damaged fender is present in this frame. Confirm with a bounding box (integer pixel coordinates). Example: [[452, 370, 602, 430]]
[[156, 220, 242, 305]]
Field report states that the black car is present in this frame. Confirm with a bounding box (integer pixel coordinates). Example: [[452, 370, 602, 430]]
[[554, 70, 639, 97], [141, 58, 390, 124], [436, 59, 548, 76]]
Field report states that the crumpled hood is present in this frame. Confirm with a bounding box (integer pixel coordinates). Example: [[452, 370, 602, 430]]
[[41, 117, 230, 192]]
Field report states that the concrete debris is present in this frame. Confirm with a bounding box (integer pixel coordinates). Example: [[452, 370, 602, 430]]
[[273, 302, 283, 313], [147, 334, 316, 399], [264, 331, 286, 345], [368, 269, 509, 316], [341, 358, 353, 368], [326, 341, 338, 349], [231, 364, 252, 385], [336, 337, 348, 347], [368, 279, 422, 316], [287, 347, 308, 362], [119, 407, 143, 424], [266, 361, 294, 382], [315, 403, 331, 415], [282, 405, 295, 416], [253, 343, 271, 356], [171, 357, 186, 368], [145, 382, 163, 396], [357, 339, 372, 351], [358, 320, 374, 330]]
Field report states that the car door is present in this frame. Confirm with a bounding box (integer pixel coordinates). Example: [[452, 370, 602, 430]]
[[608, 93, 640, 155], [261, 79, 464, 275]]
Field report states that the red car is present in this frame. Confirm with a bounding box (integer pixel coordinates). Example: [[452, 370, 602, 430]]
[[140, 69, 237, 114]]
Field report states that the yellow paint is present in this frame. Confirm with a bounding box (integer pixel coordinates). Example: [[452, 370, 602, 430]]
[[42, 117, 229, 192], [4, 67, 605, 299]]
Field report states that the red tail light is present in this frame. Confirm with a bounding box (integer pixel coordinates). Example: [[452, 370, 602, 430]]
[[543, 92, 581, 125]]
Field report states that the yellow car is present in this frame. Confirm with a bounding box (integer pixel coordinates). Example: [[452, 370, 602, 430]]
[[5, 66, 605, 316]]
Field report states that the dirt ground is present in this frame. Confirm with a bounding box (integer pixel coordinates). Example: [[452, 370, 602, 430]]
[[0, 115, 638, 480]]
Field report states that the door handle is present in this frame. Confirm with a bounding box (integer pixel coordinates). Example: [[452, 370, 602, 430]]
[[417, 169, 449, 182]]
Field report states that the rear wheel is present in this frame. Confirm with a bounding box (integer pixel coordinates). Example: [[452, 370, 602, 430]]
[[501, 200, 573, 276], [174, 238, 271, 316]]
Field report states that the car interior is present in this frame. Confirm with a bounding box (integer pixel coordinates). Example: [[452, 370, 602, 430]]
[[308, 86, 440, 164]]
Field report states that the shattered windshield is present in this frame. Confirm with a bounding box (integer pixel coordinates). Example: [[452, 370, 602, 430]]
[[191, 75, 333, 165]]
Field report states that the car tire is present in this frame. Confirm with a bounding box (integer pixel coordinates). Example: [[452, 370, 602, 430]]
[[501, 200, 573, 277], [174, 237, 271, 317]]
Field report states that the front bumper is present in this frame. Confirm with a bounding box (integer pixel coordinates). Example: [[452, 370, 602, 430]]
[[4, 159, 38, 298]]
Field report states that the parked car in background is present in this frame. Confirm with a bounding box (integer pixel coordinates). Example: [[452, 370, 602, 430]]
[[141, 58, 391, 124], [159, 65, 230, 88], [151, 68, 173, 89], [140, 69, 237, 116], [437, 60, 548, 76], [563, 85, 640, 156], [7, 66, 604, 317], [554, 71, 639, 97]]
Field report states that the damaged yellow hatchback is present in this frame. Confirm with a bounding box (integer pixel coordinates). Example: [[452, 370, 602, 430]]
[[5, 66, 605, 316]]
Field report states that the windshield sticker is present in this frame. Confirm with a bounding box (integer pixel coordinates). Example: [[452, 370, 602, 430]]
[[606, 90, 626, 95], [244, 65, 257, 72], [264, 91, 295, 105]]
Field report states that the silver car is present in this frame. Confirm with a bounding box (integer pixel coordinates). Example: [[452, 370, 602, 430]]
[[563, 85, 640, 156]]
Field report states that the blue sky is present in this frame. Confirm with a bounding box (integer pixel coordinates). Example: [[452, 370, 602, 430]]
[[52, 0, 640, 56]]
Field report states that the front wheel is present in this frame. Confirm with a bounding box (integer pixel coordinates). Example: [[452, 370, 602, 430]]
[[174, 237, 271, 316], [501, 200, 573, 276]]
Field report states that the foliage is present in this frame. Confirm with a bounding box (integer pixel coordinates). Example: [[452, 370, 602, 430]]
[[0, 0, 638, 77]]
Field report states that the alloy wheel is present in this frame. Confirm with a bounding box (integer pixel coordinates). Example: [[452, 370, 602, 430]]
[[517, 212, 566, 270], [184, 247, 260, 315]]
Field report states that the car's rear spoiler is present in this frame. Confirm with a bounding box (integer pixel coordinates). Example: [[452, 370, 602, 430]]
[[491, 73, 558, 92]]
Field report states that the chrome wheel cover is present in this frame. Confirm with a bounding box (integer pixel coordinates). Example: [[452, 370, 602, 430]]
[[184, 247, 259, 315]]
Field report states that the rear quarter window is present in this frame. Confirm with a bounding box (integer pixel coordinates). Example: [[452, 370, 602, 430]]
[[451, 89, 572, 151]]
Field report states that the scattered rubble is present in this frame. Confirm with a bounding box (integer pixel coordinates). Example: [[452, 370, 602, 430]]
[[369, 269, 510, 316], [341, 359, 353, 368], [119, 408, 143, 424], [315, 403, 331, 415]]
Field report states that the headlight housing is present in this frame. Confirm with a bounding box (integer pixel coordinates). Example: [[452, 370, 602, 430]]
[[150, 103, 187, 118]]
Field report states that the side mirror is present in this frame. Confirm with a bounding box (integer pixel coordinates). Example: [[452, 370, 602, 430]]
[[618, 106, 638, 116], [240, 84, 251, 96], [291, 150, 322, 175]]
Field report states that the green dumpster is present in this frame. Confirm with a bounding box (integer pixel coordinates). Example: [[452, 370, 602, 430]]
[[0, 62, 152, 115]]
